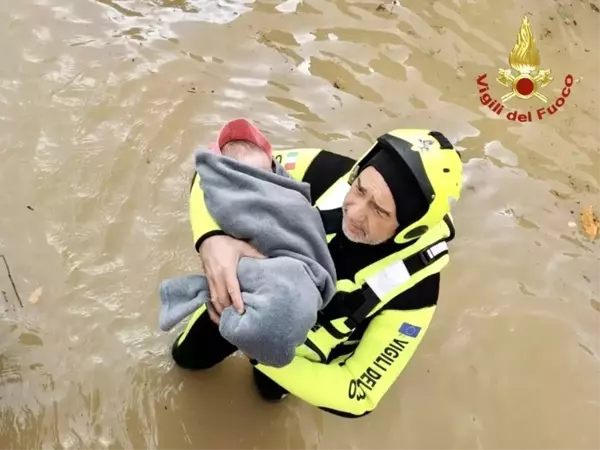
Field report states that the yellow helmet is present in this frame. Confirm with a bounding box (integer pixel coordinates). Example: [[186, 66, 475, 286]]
[[349, 129, 463, 244]]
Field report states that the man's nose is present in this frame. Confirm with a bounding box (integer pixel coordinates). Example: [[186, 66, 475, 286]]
[[348, 201, 367, 221], [355, 197, 370, 213]]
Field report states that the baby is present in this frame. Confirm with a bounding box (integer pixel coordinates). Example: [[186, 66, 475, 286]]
[[220, 140, 272, 171], [159, 119, 337, 368]]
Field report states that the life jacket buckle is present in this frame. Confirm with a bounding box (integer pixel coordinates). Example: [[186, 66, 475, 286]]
[[418, 249, 433, 266], [343, 317, 358, 330]]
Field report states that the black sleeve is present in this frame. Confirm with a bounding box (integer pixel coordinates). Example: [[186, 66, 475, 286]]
[[303, 150, 356, 205]]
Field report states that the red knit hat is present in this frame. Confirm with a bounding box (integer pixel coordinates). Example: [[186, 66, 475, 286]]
[[217, 118, 272, 159]]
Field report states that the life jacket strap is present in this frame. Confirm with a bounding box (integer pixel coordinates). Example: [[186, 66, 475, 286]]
[[318, 238, 449, 336], [345, 240, 448, 328]]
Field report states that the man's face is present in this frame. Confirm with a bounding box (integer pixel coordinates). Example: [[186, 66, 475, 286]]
[[342, 167, 399, 245]]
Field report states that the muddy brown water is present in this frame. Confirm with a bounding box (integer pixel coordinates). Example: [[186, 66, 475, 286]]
[[0, 0, 598, 448]]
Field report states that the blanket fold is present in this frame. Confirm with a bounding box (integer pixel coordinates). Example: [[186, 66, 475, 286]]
[[159, 148, 337, 368]]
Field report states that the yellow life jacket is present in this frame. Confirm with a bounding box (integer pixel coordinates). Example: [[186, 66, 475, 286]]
[[187, 148, 455, 363]]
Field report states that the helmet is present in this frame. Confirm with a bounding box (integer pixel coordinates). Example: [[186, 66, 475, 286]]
[[348, 129, 463, 244]]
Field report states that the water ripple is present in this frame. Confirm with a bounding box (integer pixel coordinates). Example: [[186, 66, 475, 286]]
[[0, 0, 598, 449]]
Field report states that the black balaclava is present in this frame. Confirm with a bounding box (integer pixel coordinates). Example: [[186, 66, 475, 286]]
[[360, 149, 429, 230]]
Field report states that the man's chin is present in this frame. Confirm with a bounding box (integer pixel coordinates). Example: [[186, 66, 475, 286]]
[[341, 224, 393, 246], [342, 222, 370, 244]]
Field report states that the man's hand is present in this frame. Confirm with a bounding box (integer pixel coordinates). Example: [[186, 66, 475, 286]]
[[199, 234, 265, 324]]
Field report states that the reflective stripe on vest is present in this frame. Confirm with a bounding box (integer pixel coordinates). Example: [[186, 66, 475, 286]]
[[365, 241, 447, 299]]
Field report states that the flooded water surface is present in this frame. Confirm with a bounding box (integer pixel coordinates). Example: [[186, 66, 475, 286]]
[[0, 0, 598, 448]]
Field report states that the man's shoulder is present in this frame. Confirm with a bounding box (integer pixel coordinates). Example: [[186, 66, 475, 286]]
[[301, 150, 356, 204], [270, 148, 356, 203]]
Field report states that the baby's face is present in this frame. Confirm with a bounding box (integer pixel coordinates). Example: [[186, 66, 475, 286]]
[[237, 150, 272, 171], [221, 142, 272, 171]]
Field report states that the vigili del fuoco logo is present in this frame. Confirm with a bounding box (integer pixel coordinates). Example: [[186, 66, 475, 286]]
[[476, 16, 575, 122]]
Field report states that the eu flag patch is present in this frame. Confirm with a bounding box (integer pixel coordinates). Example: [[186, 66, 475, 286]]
[[399, 322, 421, 338]]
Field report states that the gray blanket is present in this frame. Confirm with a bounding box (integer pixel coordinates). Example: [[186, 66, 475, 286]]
[[159, 148, 337, 367]]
